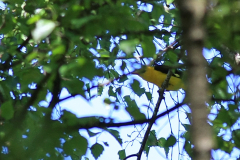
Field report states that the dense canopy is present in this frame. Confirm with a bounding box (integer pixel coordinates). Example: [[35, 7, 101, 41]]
[[1, 0, 240, 160]]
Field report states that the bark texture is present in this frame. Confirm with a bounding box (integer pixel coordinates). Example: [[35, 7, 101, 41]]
[[177, 1, 213, 160]]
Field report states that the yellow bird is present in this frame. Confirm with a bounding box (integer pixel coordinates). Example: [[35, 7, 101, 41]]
[[133, 65, 185, 91]]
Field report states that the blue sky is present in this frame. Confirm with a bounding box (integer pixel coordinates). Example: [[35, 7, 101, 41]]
[[58, 74, 188, 160], [58, 48, 240, 160]]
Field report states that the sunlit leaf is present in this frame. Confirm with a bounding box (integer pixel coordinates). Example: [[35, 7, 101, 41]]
[[158, 137, 166, 147], [98, 49, 110, 58], [166, 0, 174, 5], [119, 39, 140, 55], [31, 19, 58, 42], [52, 45, 66, 55], [98, 86, 103, 96]]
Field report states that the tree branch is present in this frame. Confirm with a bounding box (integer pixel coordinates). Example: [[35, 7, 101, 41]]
[[67, 103, 184, 130], [17, 35, 32, 52], [137, 69, 173, 160], [2, 73, 52, 144], [46, 71, 61, 119], [123, 154, 138, 160]]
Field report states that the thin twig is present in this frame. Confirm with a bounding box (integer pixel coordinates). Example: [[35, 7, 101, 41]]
[[149, 39, 180, 66], [69, 102, 184, 129], [17, 35, 32, 52], [123, 154, 138, 160], [137, 69, 173, 160]]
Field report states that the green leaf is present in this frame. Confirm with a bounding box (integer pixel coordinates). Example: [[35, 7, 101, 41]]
[[62, 79, 85, 96], [116, 87, 122, 95], [165, 135, 176, 147], [5, 76, 19, 89], [27, 15, 41, 24], [151, 5, 164, 24], [111, 45, 119, 57], [131, 79, 145, 97], [216, 136, 234, 153], [144, 146, 150, 156], [232, 129, 240, 149], [141, 36, 156, 57], [181, 131, 190, 140], [108, 86, 117, 97], [124, 96, 146, 120], [97, 86, 104, 96], [165, 50, 178, 63], [214, 107, 232, 128], [26, 51, 38, 62], [118, 75, 128, 83], [209, 57, 224, 70], [61, 110, 79, 126], [105, 129, 122, 145], [118, 149, 126, 160], [145, 92, 152, 100], [63, 135, 88, 157], [16, 67, 43, 90], [71, 16, 97, 29], [157, 135, 176, 157], [120, 61, 127, 71], [158, 137, 166, 147], [97, 49, 110, 58], [166, 0, 174, 5], [104, 98, 112, 105], [146, 130, 158, 147], [162, 34, 170, 45], [99, 38, 111, 50], [1, 101, 14, 120], [52, 45, 66, 55], [90, 143, 104, 159], [184, 141, 192, 157], [87, 130, 100, 137], [119, 39, 140, 55], [106, 69, 119, 79], [1, 52, 10, 62], [163, 13, 172, 27], [182, 123, 191, 131]]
